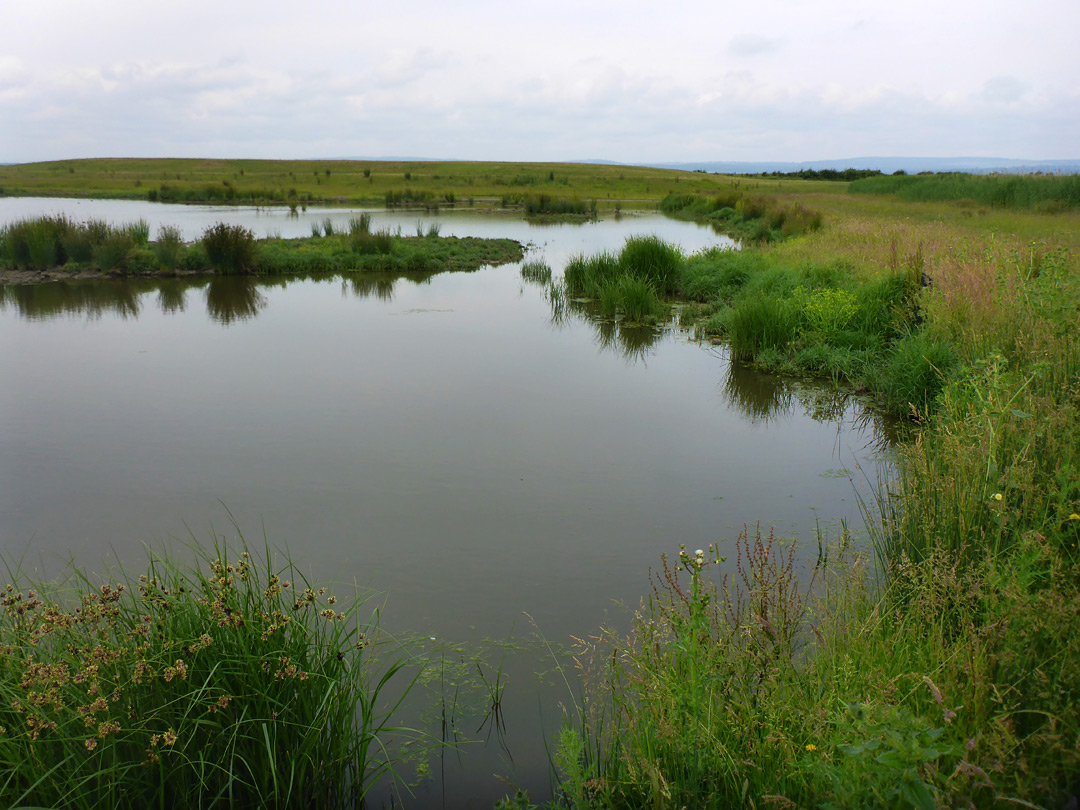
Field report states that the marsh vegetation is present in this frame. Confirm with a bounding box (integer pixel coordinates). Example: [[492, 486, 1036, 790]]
[[0, 215, 523, 278]]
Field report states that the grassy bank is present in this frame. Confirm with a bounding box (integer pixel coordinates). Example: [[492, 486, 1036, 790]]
[[0, 215, 523, 280], [539, 191, 1080, 809], [0, 540, 417, 809]]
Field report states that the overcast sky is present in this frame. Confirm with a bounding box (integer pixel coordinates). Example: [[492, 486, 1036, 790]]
[[2, 0, 1077, 164]]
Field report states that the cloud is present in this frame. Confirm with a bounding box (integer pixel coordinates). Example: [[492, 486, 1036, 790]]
[[727, 35, 781, 57], [979, 75, 1029, 105]]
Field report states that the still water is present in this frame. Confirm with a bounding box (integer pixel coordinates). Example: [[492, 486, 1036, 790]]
[[1, 200, 889, 806]]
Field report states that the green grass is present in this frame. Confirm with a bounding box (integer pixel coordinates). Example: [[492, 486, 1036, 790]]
[[558, 236, 684, 326], [0, 157, 825, 210], [0, 537, 419, 809], [849, 172, 1080, 211], [660, 191, 823, 243], [542, 172, 1080, 810]]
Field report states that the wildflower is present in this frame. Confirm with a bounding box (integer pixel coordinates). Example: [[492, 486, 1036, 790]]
[[1069, 513, 1079, 521], [805, 743, 818, 752], [992, 493, 1003, 501]]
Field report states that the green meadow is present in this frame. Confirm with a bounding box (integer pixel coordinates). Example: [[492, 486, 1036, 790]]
[[2, 160, 1080, 808]]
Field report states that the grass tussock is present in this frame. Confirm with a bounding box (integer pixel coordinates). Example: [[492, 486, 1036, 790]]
[[0, 539, 417, 809]]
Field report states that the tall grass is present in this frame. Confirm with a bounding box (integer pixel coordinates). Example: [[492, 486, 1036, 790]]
[[152, 225, 185, 271], [0, 538, 419, 809], [849, 172, 1080, 211], [661, 192, 823, 242], [201, 223, 257, 275], [0, 217, 165, 272]]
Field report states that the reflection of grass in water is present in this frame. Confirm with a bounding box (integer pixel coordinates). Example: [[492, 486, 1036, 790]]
[[156, 279, 187, 313], [0, 280, 141, 321], [205, 277, 267, 324], [722, 359, 794, 423], [519, 260, 552, 285], [546, 282, 663, 363], [344, 273, 397, 301]]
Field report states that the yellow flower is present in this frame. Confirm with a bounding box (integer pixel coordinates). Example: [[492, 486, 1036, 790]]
[[805, 743, 818, 752], [1069, 513, 1079, 521], [992, 493, 1003, 501]]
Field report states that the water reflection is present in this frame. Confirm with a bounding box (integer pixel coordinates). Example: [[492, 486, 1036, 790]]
[[545, 283, 666, 363], [719, 355, 898, 447], [156, 278, 194, 314], [342, 273, 399, 301], [0, 279, 143, 321], [204, 278, 267, 325], [0, 270, 444, 324]]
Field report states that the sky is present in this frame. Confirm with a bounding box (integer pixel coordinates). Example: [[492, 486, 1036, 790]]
[[1, 0, 1078, 164]]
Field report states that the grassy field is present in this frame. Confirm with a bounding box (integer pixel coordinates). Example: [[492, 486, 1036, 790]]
[[0, 157, 835, 210]]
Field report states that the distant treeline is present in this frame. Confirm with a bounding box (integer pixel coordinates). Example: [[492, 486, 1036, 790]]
[[754, 168, 885, 182], [848, 172, 1080, 211]]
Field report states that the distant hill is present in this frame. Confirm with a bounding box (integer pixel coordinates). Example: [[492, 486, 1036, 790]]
[[632, 157, 1080, 176]]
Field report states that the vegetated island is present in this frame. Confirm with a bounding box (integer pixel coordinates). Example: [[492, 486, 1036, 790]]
[[0, 214, 524, 285]]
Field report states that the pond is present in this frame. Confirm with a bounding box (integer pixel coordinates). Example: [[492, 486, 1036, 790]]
[[1, 199, 891, 806]]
